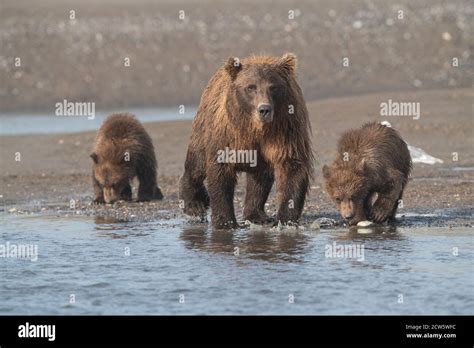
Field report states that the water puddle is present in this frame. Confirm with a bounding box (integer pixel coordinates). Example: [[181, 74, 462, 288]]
[[441, 166, 474, 172], [0, 107, 197, 135]]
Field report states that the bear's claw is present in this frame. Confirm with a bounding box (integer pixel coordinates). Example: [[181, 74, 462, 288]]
[[183, 200, 208, 218], [370, 198, 392, 223]]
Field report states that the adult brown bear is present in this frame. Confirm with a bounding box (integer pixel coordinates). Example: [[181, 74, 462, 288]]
[[91, 113, 163, 204], [322, 122, 412, 226], [179, 53, 314, 229]]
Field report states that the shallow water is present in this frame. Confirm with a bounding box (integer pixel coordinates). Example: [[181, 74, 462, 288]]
[[0, 107, 196, 135], [1, 213, 473, 315]]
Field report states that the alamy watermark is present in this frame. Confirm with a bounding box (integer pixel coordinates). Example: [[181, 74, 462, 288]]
[[0, 242, 38, 262], [55, 99, 95, 120], [18, 322, 55, 341], [325, 241, 365, 262], [217, 147, 257, 167], [380, 99, 420, 120]]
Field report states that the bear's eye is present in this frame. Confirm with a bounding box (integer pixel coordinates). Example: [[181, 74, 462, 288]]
[[246, 85, 257, 93], [335, 198, 341, 204], [270, 85, 282, 94]]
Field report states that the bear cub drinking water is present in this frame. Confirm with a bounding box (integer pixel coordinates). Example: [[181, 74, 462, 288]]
[[322, 122, 411, 226], [91, 112, 163, 204]]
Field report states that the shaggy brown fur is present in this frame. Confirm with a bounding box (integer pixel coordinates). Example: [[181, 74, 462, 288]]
[[91, 113, 163, 203], [179, 53, 314, 229], [322, 122, 412, 226]]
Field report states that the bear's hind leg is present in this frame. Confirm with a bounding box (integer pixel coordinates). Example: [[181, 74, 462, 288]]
[[388, 190, 405, 222], [243, 170, 274, 224], [370, 170, 404, 223], [154, 186, 164, 200]]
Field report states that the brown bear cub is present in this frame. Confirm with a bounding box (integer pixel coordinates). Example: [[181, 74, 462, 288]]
[[91, 112, 163, 204], [179, 53, 314, 229], [322, 122, 412, 226]]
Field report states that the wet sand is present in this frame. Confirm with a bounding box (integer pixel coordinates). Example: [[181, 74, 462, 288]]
[[1, 88, 473, 227]]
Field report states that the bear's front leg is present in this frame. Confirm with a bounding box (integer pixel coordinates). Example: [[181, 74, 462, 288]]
[[243, 170, 274, 224], [178, 171, 209, 218], [274, 164, 309, 225], [179, 148, 209, 218], [92, 172, 105, 204], [120, 183, 132, 201], [207, 164, 238, 229]]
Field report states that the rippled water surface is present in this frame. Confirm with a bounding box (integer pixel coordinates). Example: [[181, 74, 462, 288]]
[[1, 214, 473, 315]]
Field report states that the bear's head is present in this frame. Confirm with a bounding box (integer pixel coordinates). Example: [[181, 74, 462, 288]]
[[91, 152, 134, 204], [224, 53, 297, 128], [322, 159, 370, 226]]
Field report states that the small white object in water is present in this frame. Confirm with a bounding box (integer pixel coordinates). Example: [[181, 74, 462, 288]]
[[357, 220, 373, 227], [407, 145, 443, 164], [310, 221, 320, 230], [357, 228, 374, 234]]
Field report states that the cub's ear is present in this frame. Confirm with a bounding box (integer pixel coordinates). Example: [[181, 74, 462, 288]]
[[90, 152, 98, 164], [224, 56, 242, 80], [322, 164, 331, 179], [278, 53, 297, 74]]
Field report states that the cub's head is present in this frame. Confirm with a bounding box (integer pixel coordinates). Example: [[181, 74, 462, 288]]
[[224, 53, 297, 128], [91, 152, 133, 204], [322, 160, 369, 226]]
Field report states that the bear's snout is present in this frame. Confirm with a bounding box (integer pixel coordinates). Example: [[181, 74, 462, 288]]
[[257, 103, 273, 123], [103, 187, 119, 204], [344, 212, 354, 219], [340, 200, 355, 221]]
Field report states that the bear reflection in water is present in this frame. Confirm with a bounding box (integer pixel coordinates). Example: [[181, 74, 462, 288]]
[[179, 223, 408, 264], [179, 225, 311, 263]]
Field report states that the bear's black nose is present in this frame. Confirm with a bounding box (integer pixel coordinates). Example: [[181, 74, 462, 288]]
[[258, 104, 273, 119], [344, 212, 354, 219]]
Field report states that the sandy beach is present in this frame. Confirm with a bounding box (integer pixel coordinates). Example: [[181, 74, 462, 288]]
[[2, 88, 473, 227]]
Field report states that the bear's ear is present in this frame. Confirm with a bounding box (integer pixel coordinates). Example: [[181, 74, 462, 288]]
[[278, 53, 297, 75], [224, 56, 242, 80], [322, 165, 331, 179], [90, 152, 98, 164]]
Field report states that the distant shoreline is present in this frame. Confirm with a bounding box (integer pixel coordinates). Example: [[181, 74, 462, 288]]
[[1, 0, 471, 112]]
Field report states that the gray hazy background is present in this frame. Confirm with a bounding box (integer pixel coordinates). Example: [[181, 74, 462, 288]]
[[0, 0, 472, 112]]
